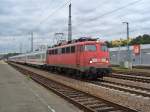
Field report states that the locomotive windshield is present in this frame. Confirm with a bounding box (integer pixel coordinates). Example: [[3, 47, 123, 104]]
[[101, 45, 108, 52], [85, 45, 96, 51]]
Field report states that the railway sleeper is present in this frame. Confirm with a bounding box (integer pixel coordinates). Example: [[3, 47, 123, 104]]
[[81, 100, 101, 106], [74, 98, 96, 102], [94, 106, 115, 112], [88, 103, 106, 109]]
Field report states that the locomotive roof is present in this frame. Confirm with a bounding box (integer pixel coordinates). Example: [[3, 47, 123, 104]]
[[48, 40, 103, 50]]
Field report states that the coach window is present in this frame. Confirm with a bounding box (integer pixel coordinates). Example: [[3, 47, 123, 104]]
[[62, 48, 65, 54], [36, 54, 40, 58], [42, 54, 45, 59], [66, 47, 70, 53], [71, 46, 75, 53], [85, 44, 96, 51]]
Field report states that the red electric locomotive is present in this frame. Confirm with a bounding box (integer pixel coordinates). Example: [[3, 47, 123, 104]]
[[46, 37, 111, 79]]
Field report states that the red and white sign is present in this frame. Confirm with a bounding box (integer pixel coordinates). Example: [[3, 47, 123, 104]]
[[133, 45, 140, 55]]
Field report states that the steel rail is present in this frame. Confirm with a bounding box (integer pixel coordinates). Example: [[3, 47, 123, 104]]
[[106, 73, 150, 83]]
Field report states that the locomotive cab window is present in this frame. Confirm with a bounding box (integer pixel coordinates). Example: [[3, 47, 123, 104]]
[[101, 45, 108, 52], [85, 44, 96, 51]]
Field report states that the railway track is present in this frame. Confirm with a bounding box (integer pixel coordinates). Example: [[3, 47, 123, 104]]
[[106, 73, 150, 83], [113, 71, 150, 78], [91, 80, 150, 98], [10, 62, 150, 98], [9, 62, 137, 112]]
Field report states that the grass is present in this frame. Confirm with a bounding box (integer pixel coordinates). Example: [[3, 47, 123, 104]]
[[112, 66, 150, 74]]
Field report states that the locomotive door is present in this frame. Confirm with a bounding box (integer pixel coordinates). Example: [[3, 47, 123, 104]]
[[76, 45, 81, 67], [76, 45, 84, 67]]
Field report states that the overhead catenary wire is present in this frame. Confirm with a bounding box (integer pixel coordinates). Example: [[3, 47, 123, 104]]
[[73, 0, 143, 37], [103, 27, 150, 37], [32, 0, 144, 40], [87, 0, 142, 22], [33, 0, 71, 31], [32, 0, 142, 35]]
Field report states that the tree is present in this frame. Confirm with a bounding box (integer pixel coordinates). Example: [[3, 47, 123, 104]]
[[106, 34, 150, 48], [130, 34, 150, 45]]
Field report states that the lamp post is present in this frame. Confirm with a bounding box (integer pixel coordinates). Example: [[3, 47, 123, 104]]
[[123, 22, 130, 61], [122, 22, 132, 69]]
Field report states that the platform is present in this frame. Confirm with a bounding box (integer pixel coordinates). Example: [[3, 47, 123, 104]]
[[0, 61, 81, 112]]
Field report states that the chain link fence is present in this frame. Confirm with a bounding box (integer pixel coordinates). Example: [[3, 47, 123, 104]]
[[109, 44, 150, 66]]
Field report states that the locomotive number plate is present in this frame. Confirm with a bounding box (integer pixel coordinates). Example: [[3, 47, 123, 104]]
[[101, 58, 106, 62]]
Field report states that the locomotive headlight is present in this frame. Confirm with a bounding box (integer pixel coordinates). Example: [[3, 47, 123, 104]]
[[106, 58, 109, 63], [89, 60, 93, 63], [106, 60, 109, 63], [89, 58, 97, 63]]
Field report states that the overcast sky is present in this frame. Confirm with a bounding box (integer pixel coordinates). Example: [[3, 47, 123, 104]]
[[0, 0, 149, 53]]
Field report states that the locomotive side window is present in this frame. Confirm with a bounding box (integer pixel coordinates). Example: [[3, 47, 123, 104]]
[[49, 50, 52, 54], [42, 53, 45, 59], [54, 49, 58, 54], [66, 47, 70, 53], [101, 45, 108, 52], [52, 50, 54, 55], [71, 46, 75, 53], [62, 48, 65, 54], [85, 45, 96, 51]]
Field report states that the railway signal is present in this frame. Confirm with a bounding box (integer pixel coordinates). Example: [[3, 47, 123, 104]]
[[133, 45, 140, 55]]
